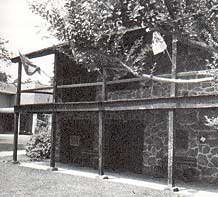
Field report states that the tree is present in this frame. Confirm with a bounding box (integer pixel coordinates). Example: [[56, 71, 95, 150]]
[[0, 37, 11, 83], [29, 0, 218, 83], [0, 37, 10, 63]]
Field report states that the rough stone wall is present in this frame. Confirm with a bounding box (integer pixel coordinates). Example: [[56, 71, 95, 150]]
[[56, 112, 98, 164], [107, 81, 171, 100], [177, 79, 218, 97], [107, 74, 218, 100], [55, 109, 218, 183], [105, 77, 218, 183], [56, 70, 218, 183], [142, 110, 168, 176], [175, 109, 218, 183], [140, 109, 218, 183]]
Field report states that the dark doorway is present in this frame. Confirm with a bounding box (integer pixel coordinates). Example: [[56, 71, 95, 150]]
[[0, 113, 14, 134], [105, 120, 144, 174]]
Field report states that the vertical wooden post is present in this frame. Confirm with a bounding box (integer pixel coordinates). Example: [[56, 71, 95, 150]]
[[167, 33, 177, 190], [98, 68, 106, 175], [50, 52, 58, 170], [13, 61, 22, 163]]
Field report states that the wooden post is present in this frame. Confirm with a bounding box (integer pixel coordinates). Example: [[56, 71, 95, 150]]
[[50, 52, 58, 170], [167, 33, 178, 190], [13, 61, 22, 163], [98, 68, 106, 175]]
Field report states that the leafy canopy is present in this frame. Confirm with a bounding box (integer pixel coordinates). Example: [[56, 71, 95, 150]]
[[0, 37, 11, 83], [29, 0, 218, 79], [0, 37, 10, 63]]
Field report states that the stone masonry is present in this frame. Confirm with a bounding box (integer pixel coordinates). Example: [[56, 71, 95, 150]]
[[105, 72, 218, 183], [56, 71, 218, 183]]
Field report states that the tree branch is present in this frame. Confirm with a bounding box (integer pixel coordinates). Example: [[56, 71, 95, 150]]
[[113, 26, 218, 54], [118, 59, 214, 84], [82, 49, 215, 84]]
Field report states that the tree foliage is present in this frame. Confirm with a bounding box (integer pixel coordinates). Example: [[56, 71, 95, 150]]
[[0, 37, 11, 83], [0, 72, 9, 83], [0, 37, 10, 62], [29, 0, 218, 80]]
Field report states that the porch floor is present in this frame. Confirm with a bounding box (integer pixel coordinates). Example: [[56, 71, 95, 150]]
[[20, 160, 218, 197]]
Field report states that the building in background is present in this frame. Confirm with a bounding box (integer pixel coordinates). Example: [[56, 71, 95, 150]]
[[0, 82, 16, 133], [0, 81, 52, 134]]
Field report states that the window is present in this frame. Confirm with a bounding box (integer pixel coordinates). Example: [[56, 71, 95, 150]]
[[70, 135, 80, 147]]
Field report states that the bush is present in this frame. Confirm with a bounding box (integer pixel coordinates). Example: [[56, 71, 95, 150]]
[[26, 129, 51, 161]]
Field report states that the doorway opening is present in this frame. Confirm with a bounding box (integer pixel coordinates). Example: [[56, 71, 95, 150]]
[[105, 120, 144, 174]]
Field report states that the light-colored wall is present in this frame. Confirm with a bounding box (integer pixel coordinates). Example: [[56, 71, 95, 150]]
[[33, 93, 52, 104], [20, 92, 52, 104], [20, 93, 35, 105], [20, 82, 53, 105], [0, 93, 15, 107]]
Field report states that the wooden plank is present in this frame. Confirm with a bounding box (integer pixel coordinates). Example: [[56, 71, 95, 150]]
[[167, 33, 177, 188], [14, 94, 218, 113], [50, 52, 58, 170], [168, 110, 175, 187], [171, 34, 177, 97], [98, 68, 106, 175], [13, 61, 22, 163], [21, 86, 53, 91], [11, 43, 66, 63], [98, 110, 104, 175], [21, 90, 53, 95], [57, 82, 102, 89], [107, 78, 143, 85], [56, 68, 215, 90]]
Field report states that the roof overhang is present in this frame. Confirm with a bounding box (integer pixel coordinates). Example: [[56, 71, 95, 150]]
[[0, 91, 16, 95], [11, 42, 68, 63]]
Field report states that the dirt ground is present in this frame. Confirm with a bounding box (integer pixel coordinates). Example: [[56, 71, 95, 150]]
[[0, 134, 217, 197], [0, 159, 182, 197]]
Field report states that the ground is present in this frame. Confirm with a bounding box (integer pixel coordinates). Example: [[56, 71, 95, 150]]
[[0, 134, 218, 197], [0, 161, 179, 197], [0, 134, 175, 197]]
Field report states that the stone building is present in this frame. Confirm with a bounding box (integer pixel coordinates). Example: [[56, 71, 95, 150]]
[[11, 35, 218, 187], [55, 63, 218, 183]]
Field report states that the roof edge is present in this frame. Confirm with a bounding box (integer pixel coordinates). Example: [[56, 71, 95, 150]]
[[11, 42, 68, 63]]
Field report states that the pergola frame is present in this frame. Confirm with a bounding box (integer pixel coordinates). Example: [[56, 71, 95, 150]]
[[11, 42, 218, 190]]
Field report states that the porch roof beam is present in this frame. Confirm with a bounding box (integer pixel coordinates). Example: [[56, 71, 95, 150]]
[[21, 90, 53, 95], [10, 43, 67, 63], [14, 94, 218, 113]]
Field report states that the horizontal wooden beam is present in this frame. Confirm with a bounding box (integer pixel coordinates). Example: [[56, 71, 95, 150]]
[[21, 86, 53, 91], [105, 94, 218, 111], [15, 94, 218, 113], [107, 78, 143, 85], [56, 69, 215, 90], [21, 86, 53, 94], [11, 43, 68, 63], [57, 82, 103, 89], [21, 90, 53, 95]]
